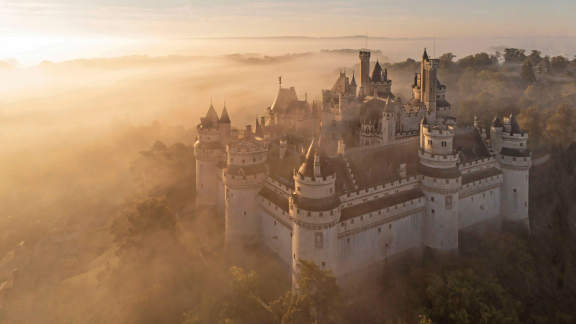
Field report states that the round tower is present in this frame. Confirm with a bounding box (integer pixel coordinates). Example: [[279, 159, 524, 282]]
[[194, 104, 225, 208], [496, 114, 530, 229], [419, 118, 461, 253], [223, 125, 269, 246], [290, 138, 340, 285]]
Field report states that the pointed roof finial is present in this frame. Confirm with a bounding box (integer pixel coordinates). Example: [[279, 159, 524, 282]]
[[423, 48, 429, 61]]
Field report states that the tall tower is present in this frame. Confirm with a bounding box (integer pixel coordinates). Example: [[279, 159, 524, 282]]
[[420, 49, 439, 120], [359, 50, 371, 97], [290, 138, 340, 285], [496, 114, 530, 229], [419, 118, 461, 253], [223, 125, 269, 246], [194, 104, 226, 208]]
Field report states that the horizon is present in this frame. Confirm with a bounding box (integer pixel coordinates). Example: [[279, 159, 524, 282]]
[[1, 0, 576, 64]]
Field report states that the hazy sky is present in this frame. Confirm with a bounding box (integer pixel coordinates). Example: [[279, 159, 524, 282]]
[[1, 0, 575, 63]]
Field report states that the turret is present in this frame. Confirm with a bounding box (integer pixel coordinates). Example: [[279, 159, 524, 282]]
[[412, 49, 440, 121], [381, 97, 396, 145], [359, 50, 371, 97], [290, 138, 340, 285], [495, 114, 530, 229], [223, 125, 269, 245], [419, 118, 461, 253], [219, 105, 231, 139], [194, 104, 226, 208]]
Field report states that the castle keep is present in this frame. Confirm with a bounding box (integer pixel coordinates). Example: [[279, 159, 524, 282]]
[[194, 49, 531, 283]]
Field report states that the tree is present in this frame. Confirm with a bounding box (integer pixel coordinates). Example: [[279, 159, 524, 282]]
[[551, 56, 569, 73], [503, 48, 526, 64], [423, 269, 521, 324], [527, 50, 542, 65], [219, 261, 343, 324], [521, 61, 536, 84], [545, 103, 576, 147], [438, 52, 456, 69]]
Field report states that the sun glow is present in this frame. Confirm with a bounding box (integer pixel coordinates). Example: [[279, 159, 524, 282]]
[[0, 34, 144, 66]]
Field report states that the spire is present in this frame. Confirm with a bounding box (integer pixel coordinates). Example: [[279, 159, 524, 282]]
[[255, 117, 264, 137], [205, 102, 219, 125], [383, 68, 388, 81], [219, 104, 231, 123], [350, 73, 357, 86], [423, 48, 429, 61], [372, 61, 383, 82]]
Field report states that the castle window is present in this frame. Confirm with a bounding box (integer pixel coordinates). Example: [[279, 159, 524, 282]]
[[389, 224, 392, 229], [243, 211, 247, 216], [321, 262, 326, 267], [378, 227, 381, 233], [441, 141, 447, 147], [307, 212, 311, 217], [428, 139, 432, 146], [430, 196, 435, 202], [315, 232, 324, 249], [431, 209, 435, 214], [347, 238, 350, 244], [445, 195, 453, 210]]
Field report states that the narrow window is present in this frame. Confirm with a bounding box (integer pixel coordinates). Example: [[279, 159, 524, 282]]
[[315, 232, 324, 249]]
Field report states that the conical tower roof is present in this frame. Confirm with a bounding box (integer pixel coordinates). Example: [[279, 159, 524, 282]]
[[422, 48, 429, 61], [297, 137, 333, 178], [219, 105, 231, 123], [205, 103, 219, 125]]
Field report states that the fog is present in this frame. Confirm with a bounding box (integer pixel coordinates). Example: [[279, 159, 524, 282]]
[[0, 48, 381, 323], [0, 39, 575, 322]]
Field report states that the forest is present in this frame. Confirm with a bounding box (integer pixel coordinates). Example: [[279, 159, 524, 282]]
[[0, 47, 575, 323]]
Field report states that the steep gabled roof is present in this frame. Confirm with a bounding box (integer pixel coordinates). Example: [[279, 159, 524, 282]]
[[271, 87, 298, 113], [371, 61, 383, 83]]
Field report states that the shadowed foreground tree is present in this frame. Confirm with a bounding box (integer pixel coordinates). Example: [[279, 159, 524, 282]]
[[209, 260, 343, 324], [422, 269, 521, 324]]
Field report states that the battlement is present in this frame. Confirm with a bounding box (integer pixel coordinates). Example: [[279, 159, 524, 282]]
[[289, 199, 340, 228], [340, 176, 420, 207], [224, 171, 268, 189], [460, 157, 497, 174], [294, 169, 336, 184], [422, 124, 455, 137]]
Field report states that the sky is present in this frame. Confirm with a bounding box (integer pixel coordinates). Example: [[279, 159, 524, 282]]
[[1, 0, 575, 64]]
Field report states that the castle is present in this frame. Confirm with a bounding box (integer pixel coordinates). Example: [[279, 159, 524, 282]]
[[194, 49, 531, 283]]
